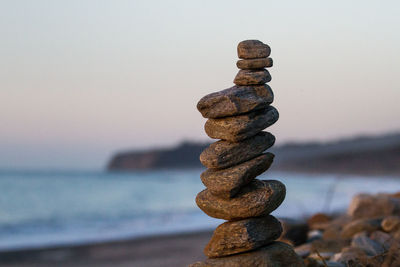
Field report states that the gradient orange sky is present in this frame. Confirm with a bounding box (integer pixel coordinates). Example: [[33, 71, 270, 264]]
[[1, 0, 399, 169]]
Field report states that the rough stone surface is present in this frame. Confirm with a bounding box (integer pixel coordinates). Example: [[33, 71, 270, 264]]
[[196, 179, 286, 220], [189, 242, 304, 267], [382, 242, 400, 267], [310, 239, 349, 253], [370, 231, 394, 250], [322, 226, 342, 241], [204, 106, 279, 142], [381, 215, 400, 232], [197, 85, 274, 119], [200, 153, 274, 199], [351, 232, 385, 256], [199, 132, 275, 169], [331, 247, 369, 266], [204, 215, 282, 258], [234, 69, 271, 86], [237, 40, 271, 59], [348, 193, 400, 219], [340, 218, 382, 239], [236, 57, 273, 70]]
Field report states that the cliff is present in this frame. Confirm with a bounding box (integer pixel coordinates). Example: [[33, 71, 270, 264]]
[[270, 133, 400, 175], [107, 133, 400, 175], [107, 141, 208, 170]]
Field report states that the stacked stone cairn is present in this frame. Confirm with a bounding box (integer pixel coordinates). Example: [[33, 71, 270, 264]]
[[190, 40, 304, 266]]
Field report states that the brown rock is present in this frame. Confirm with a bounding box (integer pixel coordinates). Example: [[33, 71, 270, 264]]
[[189, 242, 304, 267], [389, 191, 400, 198], [234, 69, 271, 86], [348, 193, 400, 219], [196, 179, 286, 220], [394, 229, 400, 240], [307, 213, 331, 229], [204, 215, 282, 258], [200, 153, 274, 199], [322, 225, 342, 241], [236, 57, 273, 70], [382, 242, 400, 267], [340, 218, 382, 239], [204, 106, 279, 142], [199, 132, 275, 169], [237, 40, 271, 59], [310, 239, 348, 253], [197, 84, 274, 119], [381, 215, 400, 232]]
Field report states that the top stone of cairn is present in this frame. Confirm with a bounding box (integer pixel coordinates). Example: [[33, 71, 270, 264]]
[[237, 40, 271, 59]]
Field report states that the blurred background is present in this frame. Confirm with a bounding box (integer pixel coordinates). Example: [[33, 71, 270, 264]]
[[0, 0, 399, 266]]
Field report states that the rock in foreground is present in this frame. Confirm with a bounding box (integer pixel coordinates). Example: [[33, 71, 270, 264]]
[[199, 132, 275, 169], [196, 179, 286, 220], [285, 192, 400, 267], [204, 215, 282, 258], [191, 39, 294, 266], [200, 153, 274, 199], [204, 106, 279, 142], [190, 242, 304, 267], [348, 193, 400, 219]]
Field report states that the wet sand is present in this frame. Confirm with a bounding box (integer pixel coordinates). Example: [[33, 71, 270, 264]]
[[0, 230, 213, 267]]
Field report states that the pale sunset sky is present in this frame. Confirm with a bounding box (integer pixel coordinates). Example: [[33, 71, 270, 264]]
[[0, 0, 399, 170]]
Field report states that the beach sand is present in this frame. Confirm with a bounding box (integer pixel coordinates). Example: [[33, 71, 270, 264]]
[[0, 230, 212, 267]]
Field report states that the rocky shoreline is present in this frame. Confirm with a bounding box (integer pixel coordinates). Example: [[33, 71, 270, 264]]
[[2, 191, 399, 267], [283, 191, 400, 267]]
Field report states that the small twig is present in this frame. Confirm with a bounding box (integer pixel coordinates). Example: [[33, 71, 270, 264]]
[[315, 249, 328, 267]]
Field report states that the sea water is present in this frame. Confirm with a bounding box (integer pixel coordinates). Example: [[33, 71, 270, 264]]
[[0, 169, 399, 251]]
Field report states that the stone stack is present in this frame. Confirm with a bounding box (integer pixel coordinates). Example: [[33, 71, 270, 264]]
[[189, 40, 304, 266]]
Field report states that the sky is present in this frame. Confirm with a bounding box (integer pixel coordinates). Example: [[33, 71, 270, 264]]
[[0, 0, 399, 170]]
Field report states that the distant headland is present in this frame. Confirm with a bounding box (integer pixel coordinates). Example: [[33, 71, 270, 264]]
[[107, 132, 400, 176]]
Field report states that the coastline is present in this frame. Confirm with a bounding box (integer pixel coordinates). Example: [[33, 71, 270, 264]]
[[0, 230, 213, 267]]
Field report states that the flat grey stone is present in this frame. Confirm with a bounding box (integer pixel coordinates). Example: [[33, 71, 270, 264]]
[[201, 153, 274, 199], [197, 85, 274, 119], [196, 179, 286, 220], [234, 69, 271, 86], [351, 232, 385, 256], [204, 215, 282, 258], [236, 57, 273, 70], [199, 132, 275, 169], [204, 106, 279, 142], [189, 242, 304, 267]]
